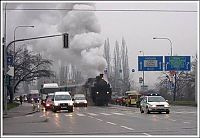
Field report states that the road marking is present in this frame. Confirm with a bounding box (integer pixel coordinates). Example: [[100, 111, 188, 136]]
[[174, 111, 196, 114], [76, 113, 85, 116], [87, 113, 98, 116], [88, 116, 94, 118], [169, 119, 176, 122], [96, 118, 103, 121], [100, 113, 111, 116], [120, 126, 134, 130], [106, 122, 117, 125], [40, 115, 45, 117], [26, 114, 34, 117], [184, 121, 190, 124], [65, 114, 73, 117], [112, 112, 124, 116], [143, 133, 151, 136]]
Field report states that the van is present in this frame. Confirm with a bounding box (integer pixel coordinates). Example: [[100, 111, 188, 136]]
[[52, 91, 74, 112], [73, 94, 87, 107]]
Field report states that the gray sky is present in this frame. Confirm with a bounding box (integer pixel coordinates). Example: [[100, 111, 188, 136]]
[[2, 1, 198, 89]]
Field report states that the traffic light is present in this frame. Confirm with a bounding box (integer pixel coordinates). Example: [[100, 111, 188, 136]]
[[63, 33, 69, 48]]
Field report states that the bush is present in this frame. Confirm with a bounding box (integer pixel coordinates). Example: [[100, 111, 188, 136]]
[[7, 102, 20, 110]]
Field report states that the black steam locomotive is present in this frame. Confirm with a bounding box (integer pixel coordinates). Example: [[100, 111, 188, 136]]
[[85, 74, 112, 106]]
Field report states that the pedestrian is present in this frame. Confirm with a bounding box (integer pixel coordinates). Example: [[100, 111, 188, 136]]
[[19, 95, 23, 105]]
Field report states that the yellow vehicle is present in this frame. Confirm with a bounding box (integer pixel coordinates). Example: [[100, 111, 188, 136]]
[[125, 90, 142, 107]]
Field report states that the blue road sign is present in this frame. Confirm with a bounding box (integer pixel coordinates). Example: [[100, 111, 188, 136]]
[[7, 55, 13, 66], [138, 56, 163, 71], [165, 56, 191, 71]]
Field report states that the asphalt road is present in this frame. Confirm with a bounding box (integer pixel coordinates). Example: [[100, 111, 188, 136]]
[[3, 104, 198, 136]]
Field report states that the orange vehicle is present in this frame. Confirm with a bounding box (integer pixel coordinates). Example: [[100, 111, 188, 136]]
[[125, 90, 142, 107]]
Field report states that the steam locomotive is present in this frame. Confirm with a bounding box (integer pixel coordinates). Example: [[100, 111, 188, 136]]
[[85, 74, 112, 106]]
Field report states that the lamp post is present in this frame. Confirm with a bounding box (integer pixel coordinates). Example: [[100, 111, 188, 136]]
[[153, 37, 177, 101], [13, 25, 34, 95], [139, 50, 145, 89], [153, 37, 173, 56]]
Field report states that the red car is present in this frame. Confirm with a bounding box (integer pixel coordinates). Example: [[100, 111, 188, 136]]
[[44, 97, 53, 111]]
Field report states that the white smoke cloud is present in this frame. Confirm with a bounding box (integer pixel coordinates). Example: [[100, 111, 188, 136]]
[[56, 3, 106, 77], [7, 3, 107, 78]]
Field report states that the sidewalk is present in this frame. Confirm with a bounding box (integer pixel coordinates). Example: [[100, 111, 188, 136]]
[[3, 102, 38, 118]]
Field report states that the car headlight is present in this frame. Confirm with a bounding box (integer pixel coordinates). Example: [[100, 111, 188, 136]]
[[55, 103, 59, 106], [76, 101, 79, 104], [149, 104, 156, 107], [69, 102, 73, 106], [165, 104, 170, 107], [107, 92, 109, 94], [84, 101, 87, 103]]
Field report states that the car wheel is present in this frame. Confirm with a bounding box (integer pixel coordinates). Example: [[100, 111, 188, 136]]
[[146, 107, 150, 114], [140, 107, 144, 113], [166, 111, 170, 114]]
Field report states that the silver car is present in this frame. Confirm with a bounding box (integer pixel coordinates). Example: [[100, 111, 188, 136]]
[[140, 94, 170, 114]]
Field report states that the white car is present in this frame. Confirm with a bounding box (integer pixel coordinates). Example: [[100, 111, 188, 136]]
[[52, 91, 74, 112], [73, 94, 87, 107], [140, 94, 170, 114]]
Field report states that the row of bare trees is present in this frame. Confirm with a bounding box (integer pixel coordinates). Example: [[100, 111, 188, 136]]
[[7, 45, 54, 103], [104, 38, 130, 95]]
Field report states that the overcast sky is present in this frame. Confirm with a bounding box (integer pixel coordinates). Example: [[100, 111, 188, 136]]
[[2, 1, 198, 89]]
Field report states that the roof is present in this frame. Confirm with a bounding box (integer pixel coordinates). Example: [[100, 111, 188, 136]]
[[43, 83, 59, 88], [54, 91, 71, 95], [125, 90, 141, 95], [29, 90, 39, 94]]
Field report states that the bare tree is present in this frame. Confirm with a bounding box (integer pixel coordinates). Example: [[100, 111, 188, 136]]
[[9, 46, 54, 103]]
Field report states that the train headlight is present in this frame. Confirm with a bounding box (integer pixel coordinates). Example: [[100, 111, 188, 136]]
[[107, 92, 109, 94], [96, 92, 99, 94]]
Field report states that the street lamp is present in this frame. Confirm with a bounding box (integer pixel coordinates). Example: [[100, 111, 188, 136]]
[[153, 37, 173, 56], [139, 50, 145, 88], [153, 37, 177, 101], [13, 25, 34, 94]]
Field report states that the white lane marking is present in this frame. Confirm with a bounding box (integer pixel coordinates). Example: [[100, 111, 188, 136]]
[[40, 115, 45, 117], [112, 112, 124, 116], [184, 122, 190, 124], [65, 114, 73, 117], [87, 116, 94, 118], [26, 114, 34, 117], [106, 122, 117, 125], [143, 133, 151, 136], [87, 113, 98, 116], [169, 119, 176, 122], [76, 113, 85, 116], [96, 118, 103, 122], [120, 126, 134, 130], [174, 111, 196, 114], [100, 113, 111, 116]]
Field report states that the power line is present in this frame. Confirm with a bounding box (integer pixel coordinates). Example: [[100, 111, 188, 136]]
[[5, 8, 197, 13]]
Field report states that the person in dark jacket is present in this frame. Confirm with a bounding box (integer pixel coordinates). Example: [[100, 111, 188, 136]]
[[19, 95, 23, 105]]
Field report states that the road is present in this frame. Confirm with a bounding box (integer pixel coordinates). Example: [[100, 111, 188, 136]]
[[3, 104, 198, 136]]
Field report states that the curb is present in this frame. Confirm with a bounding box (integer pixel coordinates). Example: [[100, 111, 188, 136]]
[[3, 110, 38, 119]]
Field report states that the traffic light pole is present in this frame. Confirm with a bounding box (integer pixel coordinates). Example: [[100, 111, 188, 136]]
[[3, 33, 68, 115]]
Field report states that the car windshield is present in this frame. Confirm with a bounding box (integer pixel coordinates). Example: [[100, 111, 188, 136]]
[[148, 96, 166, 102], [75, 97, 85, 100], [55, 95, 71, 101]]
